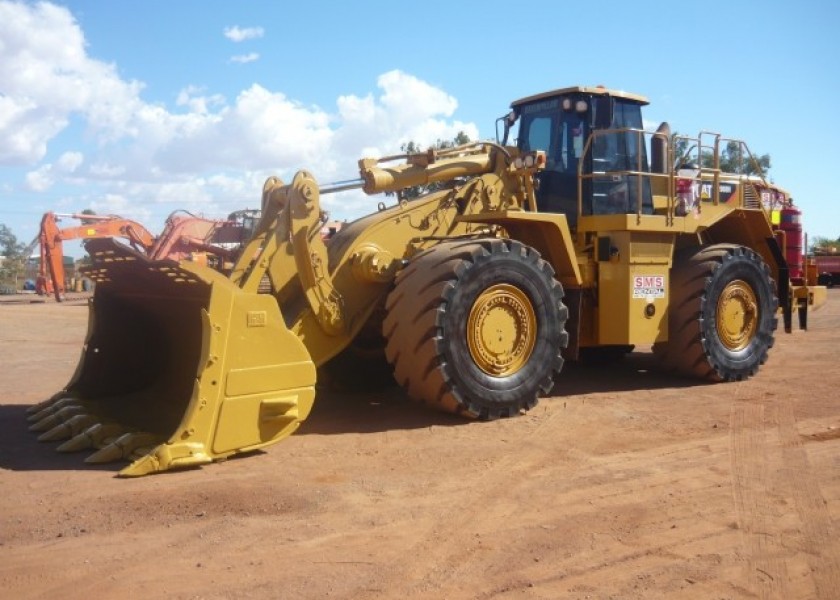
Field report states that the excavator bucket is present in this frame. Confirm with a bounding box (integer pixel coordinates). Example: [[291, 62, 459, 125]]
[[28, 238, 316, 476]]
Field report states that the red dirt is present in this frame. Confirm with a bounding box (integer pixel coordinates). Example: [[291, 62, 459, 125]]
[[1, 292, 839, 599]]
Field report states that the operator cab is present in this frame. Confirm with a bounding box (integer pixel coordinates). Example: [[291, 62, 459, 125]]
[[500, 86, 653, 228]]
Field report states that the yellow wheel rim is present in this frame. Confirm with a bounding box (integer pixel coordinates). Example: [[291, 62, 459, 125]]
[[467, 284, 536, 376], [716, 280, 758, 351]]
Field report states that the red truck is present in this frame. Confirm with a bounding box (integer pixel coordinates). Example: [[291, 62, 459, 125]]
[[814, 252, 840, 287]]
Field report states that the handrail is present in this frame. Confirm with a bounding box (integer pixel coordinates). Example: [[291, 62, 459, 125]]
[[574, 126, 780, 229], [672, 131, 775, 220], [577, 127, 674, 222]]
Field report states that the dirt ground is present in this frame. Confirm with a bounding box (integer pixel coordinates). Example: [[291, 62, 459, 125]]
[[0, 292, 838, 600]]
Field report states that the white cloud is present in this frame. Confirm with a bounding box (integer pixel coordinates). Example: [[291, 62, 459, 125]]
[[23, 151, 83, 191], [223, 26, 264, 42], [229, 52, 260, 64], [0, 95, 65, 164], [89, 162, 126, 178], [57, 151, 84, 173], [1, 1, 479, 229], [332, 70, 478, 163], [25, 165, 54, 192], [88, 193, 153, 224], [176, 86, 225, 114], [0, 0, 145, 161]]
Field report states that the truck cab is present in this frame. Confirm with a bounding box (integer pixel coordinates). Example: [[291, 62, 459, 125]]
[[502, 86, 653, 228]]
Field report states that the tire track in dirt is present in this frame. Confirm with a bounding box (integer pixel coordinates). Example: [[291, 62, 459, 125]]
[[775, 400, 840, 597], [731, 393, 840, 600], [349, 402, 590, 598], [729, 401, 790, 599], [358, 399, 737, 598]]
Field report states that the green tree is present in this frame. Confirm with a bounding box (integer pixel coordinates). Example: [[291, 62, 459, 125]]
[[400, 131, 472, 156], [0, 224, 26, 287], [811, 236, 840, 254], [80, 208, 97, 225], [394, 131, 473, 200], [708, 141, 771, 176], [672, 135, 771, 177]]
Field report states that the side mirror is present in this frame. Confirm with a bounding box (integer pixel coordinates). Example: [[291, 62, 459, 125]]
[[496, 110, 518, 145], [495, 116, 506, 145]]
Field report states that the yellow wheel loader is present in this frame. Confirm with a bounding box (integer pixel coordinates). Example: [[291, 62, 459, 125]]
[[27, 85, 826, 476]]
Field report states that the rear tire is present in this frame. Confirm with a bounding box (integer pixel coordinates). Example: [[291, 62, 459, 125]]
[[653, 244, 777, 381], [383, 239, 568, 419]]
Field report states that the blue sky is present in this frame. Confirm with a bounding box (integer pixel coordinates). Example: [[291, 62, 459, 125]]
[[2, 0, 839, 256]]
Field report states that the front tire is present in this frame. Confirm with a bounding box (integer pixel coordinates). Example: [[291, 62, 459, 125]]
[[319, 308, 395, 392], [654, 244, 778, 381], [383, 239, 568, 419]]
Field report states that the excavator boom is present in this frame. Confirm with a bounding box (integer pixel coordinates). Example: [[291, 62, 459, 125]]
[[36, 210, 257, 301], [37, 212, 155, 301]]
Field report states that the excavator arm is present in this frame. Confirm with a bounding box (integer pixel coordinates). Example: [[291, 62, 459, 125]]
[[37, 212, 155, 301]]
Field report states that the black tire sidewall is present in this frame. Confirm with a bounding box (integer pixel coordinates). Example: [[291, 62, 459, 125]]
[[440, 249, 564, 414], [701, 249, 776, 375]]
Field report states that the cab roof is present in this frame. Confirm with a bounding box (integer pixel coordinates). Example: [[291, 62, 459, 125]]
[[511, 86, 649, 108]]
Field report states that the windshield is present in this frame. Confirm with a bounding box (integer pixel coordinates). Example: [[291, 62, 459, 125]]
[[517, 97, 589, 175], [512, 94, 652, 221]]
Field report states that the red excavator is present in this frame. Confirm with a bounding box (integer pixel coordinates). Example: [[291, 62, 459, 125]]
[[37, 210, 259, 301], [148, 209, 259, 269], [36, 212, 156, 301]]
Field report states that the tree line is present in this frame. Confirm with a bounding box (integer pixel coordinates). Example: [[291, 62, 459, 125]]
[[0, 224, 27, 287]]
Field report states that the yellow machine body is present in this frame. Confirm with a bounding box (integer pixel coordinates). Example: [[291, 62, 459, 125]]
[[27, 85, 825, 475]]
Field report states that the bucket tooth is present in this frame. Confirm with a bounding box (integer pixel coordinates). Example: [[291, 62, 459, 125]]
[[27, 397, 83, 423], [57, 432, 95, 453], [37, 414, 99, 442], [29, 405, 86, 432], [26, 401, 49, 415], [84, 443, 125, 464], [85, 432, 162, 464], [26, 394, 72, 415], [57, 422, 129, 453]]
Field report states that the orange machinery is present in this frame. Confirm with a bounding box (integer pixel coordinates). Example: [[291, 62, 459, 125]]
[[37, 210, 259, 301], [147, 210, 256, 267], [37, 212, 155, 301]]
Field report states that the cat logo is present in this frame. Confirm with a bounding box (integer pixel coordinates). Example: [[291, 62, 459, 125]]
[[700, 183, 736, 201]]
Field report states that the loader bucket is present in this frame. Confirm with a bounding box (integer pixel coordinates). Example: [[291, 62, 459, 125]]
[[29, 239, 316, 476]]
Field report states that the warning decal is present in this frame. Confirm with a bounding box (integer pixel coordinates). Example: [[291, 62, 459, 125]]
[[632, 275, 665, 299]]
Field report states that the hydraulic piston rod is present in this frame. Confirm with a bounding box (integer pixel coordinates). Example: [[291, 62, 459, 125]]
[[319, 179, 365, 194]]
